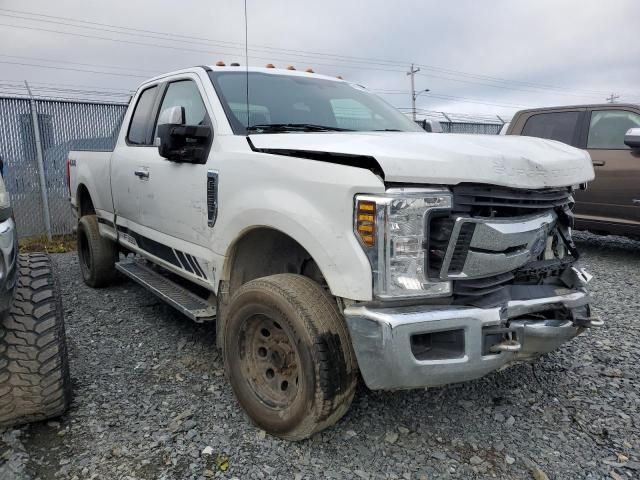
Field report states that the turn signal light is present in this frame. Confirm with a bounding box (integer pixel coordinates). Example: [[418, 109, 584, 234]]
[[356, 200, 376, 247]]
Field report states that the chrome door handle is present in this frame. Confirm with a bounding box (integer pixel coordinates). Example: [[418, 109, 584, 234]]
[[134, 169, 149, 179]]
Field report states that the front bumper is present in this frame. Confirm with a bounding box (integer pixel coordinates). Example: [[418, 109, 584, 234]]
[[344, 283, 599, 390], [0, 216, 17, 313]]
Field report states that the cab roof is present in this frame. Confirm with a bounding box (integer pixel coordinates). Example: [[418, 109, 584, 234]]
[[144, 65, 346, 85]]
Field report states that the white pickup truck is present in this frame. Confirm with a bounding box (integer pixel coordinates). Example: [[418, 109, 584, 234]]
[[69, 64, 600, 440]]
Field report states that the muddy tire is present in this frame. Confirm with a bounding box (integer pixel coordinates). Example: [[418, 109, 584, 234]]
[[77, 215, 117, 288], [0, 253, 71, 427], [223, 274, 358, 440]]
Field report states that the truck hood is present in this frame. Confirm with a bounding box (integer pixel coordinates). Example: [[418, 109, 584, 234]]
[[248, 132, 594, 189]]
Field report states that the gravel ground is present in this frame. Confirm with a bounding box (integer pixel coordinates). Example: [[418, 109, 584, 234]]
[[1, 232, 639, 480]]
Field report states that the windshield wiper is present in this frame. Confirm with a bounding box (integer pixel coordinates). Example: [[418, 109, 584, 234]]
[[247, 123, 354, 133]]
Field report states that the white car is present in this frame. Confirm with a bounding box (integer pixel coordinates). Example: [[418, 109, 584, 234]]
[[69, 64, 599, 440]]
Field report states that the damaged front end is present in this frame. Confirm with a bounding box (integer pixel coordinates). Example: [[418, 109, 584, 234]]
[[345, 183, 601, 390]]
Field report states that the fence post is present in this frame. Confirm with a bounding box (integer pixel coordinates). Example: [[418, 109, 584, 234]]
[[24, 81, 52, 241]]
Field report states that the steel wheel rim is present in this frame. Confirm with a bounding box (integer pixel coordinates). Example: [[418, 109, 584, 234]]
[[238, 313, 301, 409]]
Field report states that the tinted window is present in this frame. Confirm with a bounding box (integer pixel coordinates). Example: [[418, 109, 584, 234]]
[[521, 111, 580, 146], [587, 110, 640, 149], [127, 86, 158, 145], [155, 80, 209, 137], [209, 71, 422, 134]]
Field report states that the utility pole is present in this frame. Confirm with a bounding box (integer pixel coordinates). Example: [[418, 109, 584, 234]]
[[606, 93, 620, 103], [407, 63, 420, 121], [25, 80, 52, 241]]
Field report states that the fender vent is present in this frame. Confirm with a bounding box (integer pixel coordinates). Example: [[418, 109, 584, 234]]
[[207, 170, 219, 227]]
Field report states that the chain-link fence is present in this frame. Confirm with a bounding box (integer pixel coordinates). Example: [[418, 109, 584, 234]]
[[440, 121, 502, 135], [0, 96, 127, 238]]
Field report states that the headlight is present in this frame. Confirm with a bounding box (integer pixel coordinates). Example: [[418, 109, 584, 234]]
[[355, 188, 452, 299]]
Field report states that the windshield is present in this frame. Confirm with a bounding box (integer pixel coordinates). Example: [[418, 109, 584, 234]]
[[208, 71, 422, 134]]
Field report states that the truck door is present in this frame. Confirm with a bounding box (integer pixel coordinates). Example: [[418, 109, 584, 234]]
[[137, 76, 214, 282], [574, 109, 640, 227], [111, 84, 160, 234]]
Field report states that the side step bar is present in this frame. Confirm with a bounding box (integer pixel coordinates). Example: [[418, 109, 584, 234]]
[[116, 259, 216, 323]]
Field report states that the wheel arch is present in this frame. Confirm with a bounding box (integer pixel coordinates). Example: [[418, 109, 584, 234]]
[[222, 226, 330, 296], [76, 183, 96, 217]]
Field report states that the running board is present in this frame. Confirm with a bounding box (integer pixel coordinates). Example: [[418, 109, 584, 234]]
[[116, 259, 216, 323]]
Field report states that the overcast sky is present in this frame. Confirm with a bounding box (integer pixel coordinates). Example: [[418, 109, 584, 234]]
[[0, 0, 638, 121]]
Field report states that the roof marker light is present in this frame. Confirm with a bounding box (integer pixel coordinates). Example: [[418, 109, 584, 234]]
[[305, 68, 314, 73], [265, 63, 275, 68], [215, 60, 226, 66], [287, 65, 296, 70], [230, 62, 240, 67]]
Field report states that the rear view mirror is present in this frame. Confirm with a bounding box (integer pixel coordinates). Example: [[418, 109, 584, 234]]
[[624, 128, 640, 149], [157, 106, 212, 163]]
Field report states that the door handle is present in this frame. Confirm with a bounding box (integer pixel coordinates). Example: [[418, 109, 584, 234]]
[[134, 169, 149, 179], [592, 160, 605, 167], [633, 199, 640, 205]]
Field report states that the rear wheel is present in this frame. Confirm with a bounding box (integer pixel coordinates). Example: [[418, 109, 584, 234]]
[[77, 215, 117, 288], [224, 274, 357, 440], [0, 253, 71, 427]]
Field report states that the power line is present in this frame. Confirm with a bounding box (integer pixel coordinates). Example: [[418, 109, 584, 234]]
[[0, 53, 159, 74], [380, 91, 529, 109], [0, 22, 405, 75], [2, 7, 636, 100], [414, 71, 636, 101], [0, 59, 150, 78]]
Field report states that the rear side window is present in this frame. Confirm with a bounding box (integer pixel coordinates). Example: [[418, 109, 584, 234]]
[[521, 111, 581, 146], [587, 110, 640, 149], [127, 86, 158, 145]]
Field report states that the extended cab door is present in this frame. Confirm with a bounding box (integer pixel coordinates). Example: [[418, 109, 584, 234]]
[[136, 75, 214, 283], [111, 84, 161, 234], [575, 108, 640, 228]]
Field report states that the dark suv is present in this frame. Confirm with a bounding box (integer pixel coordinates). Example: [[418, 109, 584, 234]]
[[507, 104, 640, 238]]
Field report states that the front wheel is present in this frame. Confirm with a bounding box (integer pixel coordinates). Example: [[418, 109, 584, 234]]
[[223, 274, 358, 440]]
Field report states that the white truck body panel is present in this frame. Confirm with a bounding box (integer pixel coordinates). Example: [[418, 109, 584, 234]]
[[249, 131, 594, 189]]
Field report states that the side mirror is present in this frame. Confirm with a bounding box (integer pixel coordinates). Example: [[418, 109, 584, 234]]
[[158, 105, 185, 126], [157, 106, 212, 163], [624, 127, 640, 149], [421, 119, 443, 133]]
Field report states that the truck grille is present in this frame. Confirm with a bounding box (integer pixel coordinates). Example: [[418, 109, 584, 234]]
[[426, 184, 569, 282], [452, 184, 573, 217]]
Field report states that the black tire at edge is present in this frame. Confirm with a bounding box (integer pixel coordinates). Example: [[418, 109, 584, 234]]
[[0, 253, 71, 427]]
